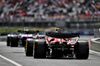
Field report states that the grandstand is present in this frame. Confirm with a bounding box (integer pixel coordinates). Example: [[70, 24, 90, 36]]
[[0, 0, 100, 29], [0, 0, 100, 18]]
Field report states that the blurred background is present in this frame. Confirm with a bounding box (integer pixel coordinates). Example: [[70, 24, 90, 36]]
[[0, 0, 100, 37]]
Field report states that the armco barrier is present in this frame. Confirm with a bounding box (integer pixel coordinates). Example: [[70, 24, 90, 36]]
[[91, 38, 100, 52], [0, 36, 7, 41]]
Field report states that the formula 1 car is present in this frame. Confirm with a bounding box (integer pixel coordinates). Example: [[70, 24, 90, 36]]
[[18, 30, 36, 47], [26, 31, 89, 59], [25, 31, 45, 56], [7, 30, 39, 47]]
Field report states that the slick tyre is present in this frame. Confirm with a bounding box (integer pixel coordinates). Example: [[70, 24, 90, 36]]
[[34, 39, 46, 58], [75, 41, 89, 59], [11, 36, 18, 47], [22, 39, 26, 47], [7, 36, 10, 46], [26, 40, 33, 56]]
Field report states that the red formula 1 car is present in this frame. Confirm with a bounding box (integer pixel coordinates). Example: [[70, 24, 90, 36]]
[[27, 32, 89, 59]]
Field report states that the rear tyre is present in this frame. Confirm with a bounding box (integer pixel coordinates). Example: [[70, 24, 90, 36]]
[[7, 36, 10, 46], [11, 36, 18, 47], [34, 39, 47, 58], [22, 39, 26, 47], [26, 39, 33, 56], [75, 41, 89, 59]]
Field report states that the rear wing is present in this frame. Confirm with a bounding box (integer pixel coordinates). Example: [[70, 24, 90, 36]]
[[17, 30, 39, 34], [46, 32, 80, 38]]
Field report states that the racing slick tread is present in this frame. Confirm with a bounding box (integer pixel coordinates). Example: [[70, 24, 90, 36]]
[[26, 40, 33, 56], [75, 41, 89, 59], [34, 39, 46, 58], [11, 36, 18, 47], [7, 36, 10, 46]]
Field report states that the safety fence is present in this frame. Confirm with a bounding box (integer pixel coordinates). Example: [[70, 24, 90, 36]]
[[94, 29, 100, 38], [0, 17, 100, 30], [0, 17, 100, 23]]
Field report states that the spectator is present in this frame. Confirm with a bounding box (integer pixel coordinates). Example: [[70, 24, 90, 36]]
[[0, 0, 100, 18]]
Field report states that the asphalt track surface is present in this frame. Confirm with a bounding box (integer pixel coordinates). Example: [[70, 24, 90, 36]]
[[0, 36, 100, 66]]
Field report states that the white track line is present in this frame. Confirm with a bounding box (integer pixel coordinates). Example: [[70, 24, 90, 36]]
[[0, 54, 22, 66]]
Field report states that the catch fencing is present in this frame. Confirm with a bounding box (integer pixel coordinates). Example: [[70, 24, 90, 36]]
[[0, 17, 100, 30]]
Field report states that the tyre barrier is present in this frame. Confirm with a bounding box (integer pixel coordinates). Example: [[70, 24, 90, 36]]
[[91, 38, 100, 52]]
